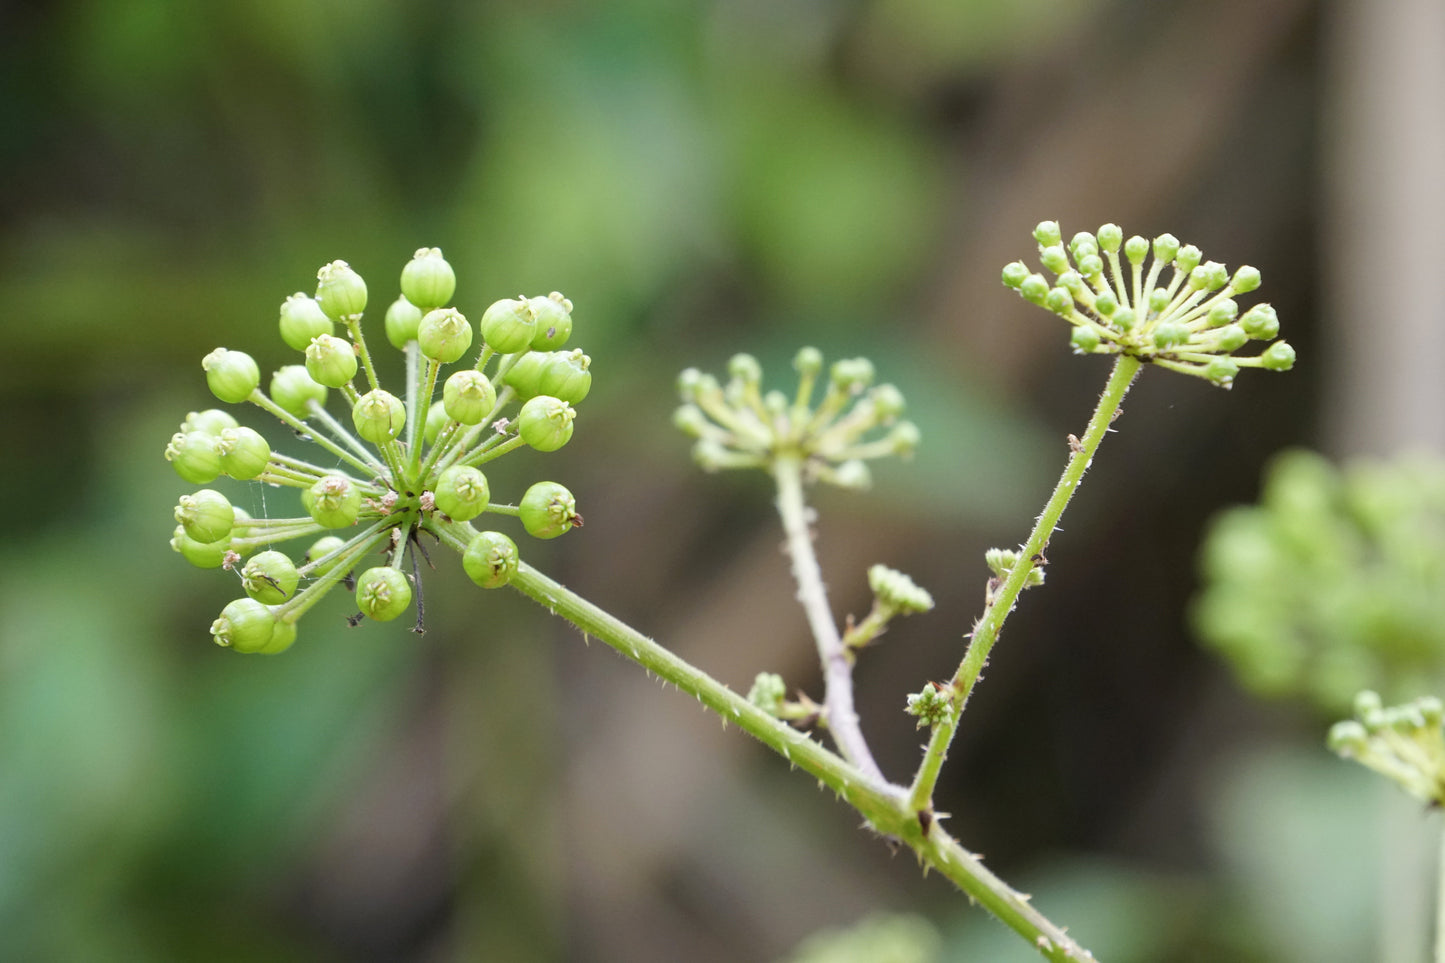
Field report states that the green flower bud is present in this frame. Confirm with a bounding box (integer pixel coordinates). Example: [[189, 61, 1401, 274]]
[[1001, 261, 1030, 289], [462, 530, 519, 589], [1190, 261, 1229, 291], [1175, 244, 1202, 274], [871, 384, 906, 421], [828, 459, 872, 490], [1214, 325, 1248, 352], [417, 308, 473, 364], [794, 346, 823, 376], [528, 293, 573, 350], [1093, 292, 1118, 316], [182, 409, 239, 437], [1057, 270, 1085, 295], [217, 426, 271, 480], [1326, 719, 1370, 755], [831, 358, 875, 392], [1206, 298, 1239, 328], [748, 671, 788, 716], [673, 405, 709, 436], [241, 550, 299, 604], [399, 247, 456, 310], [728, 353, 762, 386], [314, 260, 367, 320], [434, 464, 490, 521], [258, 618, 297, 655], [355, 567, 412, 622], [1153, 321, 1189, 349], [891, 421, 921, 456], [1205, 357, 1240, 387], [351, 389, 406, 443], [519, 481, 580, 539], [1147, 288, 1170, 314], [1033, 220, 1062, 247], [211, 598, 276, 653], [1240, 304, 1280, 340], [905, 684, 952, 729], [517, 395, 576, 452], [165, 431, 223, 484], [1096, 223, 1123, 253], [1070, 325, 1101, 353], [1353, 690, 1383, 719], [305, 333, 358, 388], [1039, 245, 1070, 274], [175, 488, 235, 544], [269, 364, 329, 418], [278, 294, 334, 352], [202, 348, 261, 404], [171, 525, 230, 569], [868, 564, 934, 614], [1231, 265, 1262, 293], [503, 351, 547, 400], [538, 349, 592, 405], [1112, 307, 1137, 331], [1153, 233, 1180, 263], [1069, 231, 1097, 257], [423, 400, 448, 446], [1124, 235, 1149, 264], [385, 295, 424, 349], [1019, 273, 1049, 305], [304, 535, 348, 575], [1045, 287, 1072, 315], [443, 369, 498, 425], [479, 297, 538, 354], [1261, 340, 1296, 371], [1077, 254, 1104, 277], [306, 475, 362, 529]]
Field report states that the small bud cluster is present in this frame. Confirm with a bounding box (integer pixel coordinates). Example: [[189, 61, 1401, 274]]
[[905, 682, 953, 730], [748, 671, 823, 726], [674, 348, 919, 487], [840, 565, 936, 655], [1329, 690, 1445, 806], [1003, 220, 1294, 386], [166, 248, 590, 653]]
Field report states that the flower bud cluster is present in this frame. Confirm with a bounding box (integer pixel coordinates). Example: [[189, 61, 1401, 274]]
[[1003, 221, 1294, 386], [1329, 690, 1445, 805], [166, 248, 589, 653], [674, 349, 920, 487]]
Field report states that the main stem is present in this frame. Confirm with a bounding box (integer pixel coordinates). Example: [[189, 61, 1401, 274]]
[[909, 354, 1141, 813], [773, 453, 887, 787]]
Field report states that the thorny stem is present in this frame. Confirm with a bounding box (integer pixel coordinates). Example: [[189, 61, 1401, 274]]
[[773, 453, 887, 787], [908, 355, 1141, 814]]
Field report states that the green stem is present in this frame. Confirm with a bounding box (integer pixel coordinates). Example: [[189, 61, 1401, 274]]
[[908, 354, 1141, 813], [1437, 818, 1445, 963], [247, 390, 379, 478]]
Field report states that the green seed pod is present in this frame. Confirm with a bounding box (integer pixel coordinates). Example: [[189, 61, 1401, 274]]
[[182, 409, 239, 437], [202, 348, 261, 404], [304, 535, 348, 575], [1044, 286, 1072, 316], [423, 400, 449, 447], [176, 488, 235, 544], [1000, 261, 1030, 289], [278, 293, 334, 352], [1123, 235, 1149, 264], [1112, 307, 1137, 331], [502, 351, 548, 400], [242, 550, 300, 604], [171, 524, 231, 569], [1070, 325, 1102, 353], [518, 395, 576, 452], [1077, 254, 1104, 277], [1039, 245, 1070, 274], [1231, 265, 1262, 294], [1093, 292, 1118, 316], [417, 307, 473, 363], [1019, 273, 1049, 305], [305, 333, 359, 388], [871, 384, 906, 421], [890, 421, 921, 456], [399, 247, 456, 310], [351, 389, 406, 443], [537, 349, 592, 404], [355, 567, 412, 622], [1096, 223, 1123, 252], [1240, 304, 1280, 340], [479, 297, 538, 354], [217, 426, 271, 480], [1152, 321, 1189, 349], [830, 358, 875, 392], [443, 369, 498, 425], [528, 293, 573, 350], [1206, 298, 1239, 328], [793, 346, 823, 376], [1205, 357, 1240, 387], [1261, 340, 1296, 371], [165, 431, 223, 484], [385, 295, 424, 349], [306, 475, 362, 529], [1214, 324, 1249, 352], [315, 260, 368, 320], [1175, 244, 1202, 274], [1033, 220, 1062, 247], [270, 364, 329, 418], [434, 464, 490, 521], [211, 598, 276, 653], [519, 481, 580, 539], [258, 618, 298, 655], [463, 530, 519, 589]]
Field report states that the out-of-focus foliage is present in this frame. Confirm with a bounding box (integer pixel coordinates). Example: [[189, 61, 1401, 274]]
[[1194, 449, 1445, 710], [779, 913, 940, 963]]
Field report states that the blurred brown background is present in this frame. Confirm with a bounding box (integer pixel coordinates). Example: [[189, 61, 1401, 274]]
[[1, 1, 1442, 961]]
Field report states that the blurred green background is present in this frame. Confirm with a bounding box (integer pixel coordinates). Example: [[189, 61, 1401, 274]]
[[3, 1, 1443, 960]]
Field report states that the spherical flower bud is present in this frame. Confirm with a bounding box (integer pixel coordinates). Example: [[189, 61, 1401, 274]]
[[417, 308, 473, 363], [479, 297, 537, 354], [175, 488, 235, 544], [1206, 298, 1239, 328], [1153, 233, 1180, 263], [270, 364, 329, 418], [1190, 261, 1228, 292], [304, 535, 348, 575], [182, 409, 239, 437], [1123, 235, 1149, 264], [1112, 307, 1137, 331], [1057, 271, 1085, 295], [423, 400, 449, 446], [1077, 254, 1104, 277], [443, 369, 498, 425], [1039, 245, 1070, 274], [385, 295, 424, 349], [673, 405, 708, 437], [518, 395, 576, 452], [1152, 321, 1189, 349], [871, 384, 906, 421], [171, 525, 230, 569], [434, 464, 490, 521], [202, 348, 261, 404], [217, 426, 271, 480], [211, 598, 276, 653], [1174, 245, 1202, 274], [829, 459, 872, 490], [519, 481, 580, 539], [1214, 324, 1248, 352], [1093, 292, 1118, 316], [355, 567, 412, 622], [868, 564, 935, 614], [1019, 273, 1049, 305], [351, 389, 406, 443], [1240, 304, 1279, 340], [399, 247, 456, 310], [528, 293, 573, 350], [1070, 326, 1101, 353], [314, 260, 367, 320], [241, 550, 300, 604], [1326, 720, 1369, 755], [793, 346, 823, 376], [1147, 288, 1170, 314], [1069, 232, 1097, 257], [306, 475, 362, 529], [1033, 220, 1062, 247], [830, 358, 875, 392], [890, 421, 921, 456], [278, 294, 334, 352], [1045, 287, 1072, 316], [503, 351, 548, 400], [728, 353, 762, 386], [165, 431, 223, 484], [463, 531, 519, 589], [305, 333, 358, 388], [1001, 261, 1030, 289], [259, 618, 297, 655], [1205, 357, 1240, 387], [1231, 265, 1262, 294], [1096, 223, 1123, 252], [538, 349, 592, 405], [1261, 340, 1296, 371]]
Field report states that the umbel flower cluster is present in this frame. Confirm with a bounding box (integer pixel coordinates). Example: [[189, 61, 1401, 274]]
[[165, 249, 588, 653], [1004, 220, 1295, 387], [1329, 690, 1445, 806]]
